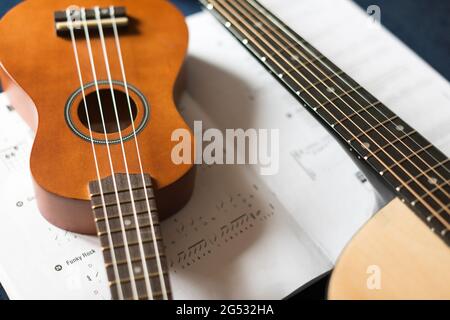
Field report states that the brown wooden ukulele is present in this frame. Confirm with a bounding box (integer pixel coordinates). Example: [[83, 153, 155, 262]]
[[0, 0, 195, 300], [201, 0, 450, 299]]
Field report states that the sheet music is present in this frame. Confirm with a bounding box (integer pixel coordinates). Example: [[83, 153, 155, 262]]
[[0, 0, 449, 299]]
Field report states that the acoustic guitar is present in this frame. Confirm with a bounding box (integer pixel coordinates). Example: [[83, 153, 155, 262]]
[[0, 0, 195, 300], [201, 0, 450, 299]]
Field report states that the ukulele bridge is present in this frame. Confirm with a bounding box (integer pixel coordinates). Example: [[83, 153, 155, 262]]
[[54, 6, 128, 36]]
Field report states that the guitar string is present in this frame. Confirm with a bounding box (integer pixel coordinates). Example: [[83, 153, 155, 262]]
[[215, 0, 450, 213], [208, 0, 450, 229], [93, 6, 154, 300], [65, 8, 124, 300], [237, 0, 450, 198], [80, 7, 139, 300], [109, 6, 169, 300]]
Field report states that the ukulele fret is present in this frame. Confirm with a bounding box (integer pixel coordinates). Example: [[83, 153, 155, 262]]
[[102, 238, 163, 252], [104, 254, 167, 268], [110, 271, 169, 286], [90, 185, 153, 198], [95, 210, 159, 222]]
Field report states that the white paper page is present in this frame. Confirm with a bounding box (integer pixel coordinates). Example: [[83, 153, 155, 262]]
[[185, 0, 450, 260]]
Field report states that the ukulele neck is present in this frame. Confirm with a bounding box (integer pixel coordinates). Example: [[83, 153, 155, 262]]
[[201, 0, 450, 245], [89, 174, 172, 300]]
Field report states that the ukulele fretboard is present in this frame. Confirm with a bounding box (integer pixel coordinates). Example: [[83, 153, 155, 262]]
[[89, 174, 172, 300], [201, 0, 450, 245]]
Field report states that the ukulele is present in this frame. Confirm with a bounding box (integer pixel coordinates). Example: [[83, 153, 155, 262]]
[[0, 0, 195, 300], [201, 0, 450, 299]]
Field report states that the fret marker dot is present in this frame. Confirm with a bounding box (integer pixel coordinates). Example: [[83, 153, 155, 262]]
[[261, 56, 267, 62], [207, 4, 214, 10], [428, 177, 438, 185], [426, 215, 434, 222], [278, 73, 284, 78], [296, 91, 301, 95], [362, 142, 370, 149], [242, 39, 248, 45], [396, 186, 401, 192], [134, 266, 142, 274], [225, 22, 231, 28], [326, 87, 335, 93], [124, 219, 131, 226], [395, 124, 404, 131]]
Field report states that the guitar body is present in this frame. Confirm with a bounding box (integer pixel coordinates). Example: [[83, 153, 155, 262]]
[[0, 0, 195, 235], [328, 198, 450, 299]]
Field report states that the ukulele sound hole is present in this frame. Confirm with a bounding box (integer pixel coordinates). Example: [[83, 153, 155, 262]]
[[78, 89, 138, 134]]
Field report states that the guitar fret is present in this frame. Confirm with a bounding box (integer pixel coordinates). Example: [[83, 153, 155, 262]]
[[418, 182, 450, 200], [297, 70, 345, 94], [283, 54, 325, 74], [332, 101, 382, 126], [367, 131, 423, 159], [349, 116, 399, 142], [267, 37, 306, 56], [437, 206, 450, 214], [315, 86, 362, 110], [396, 159, 450, 191]]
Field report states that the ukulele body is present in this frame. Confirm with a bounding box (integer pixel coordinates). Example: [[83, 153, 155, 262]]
[[0, 0, 195, 235], [328, 198, 450, 299]]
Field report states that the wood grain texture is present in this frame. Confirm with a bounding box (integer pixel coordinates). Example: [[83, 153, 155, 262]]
[[0, 0, 196, 234], [328, 198, 450, 300]]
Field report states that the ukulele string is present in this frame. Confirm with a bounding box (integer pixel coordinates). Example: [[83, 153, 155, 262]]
[[80, 7, 140, 300], [214, 0, 450, 212], [65, 8, 124, 300], [239, 0, 450, 197], [109, 6, 169, 300], [208, 0, 450, 228], [93, 6, 155, 300]]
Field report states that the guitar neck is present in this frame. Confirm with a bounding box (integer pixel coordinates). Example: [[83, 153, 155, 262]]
[[89, 174, 172, 300], [201, 0, 450, 245]]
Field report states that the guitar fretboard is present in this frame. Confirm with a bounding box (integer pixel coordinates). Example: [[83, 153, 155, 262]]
[[89, 174, 172, 300], [201, 0, 450, 245]]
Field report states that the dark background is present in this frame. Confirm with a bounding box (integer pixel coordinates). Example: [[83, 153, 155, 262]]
[[0, 0, 449, 300]]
